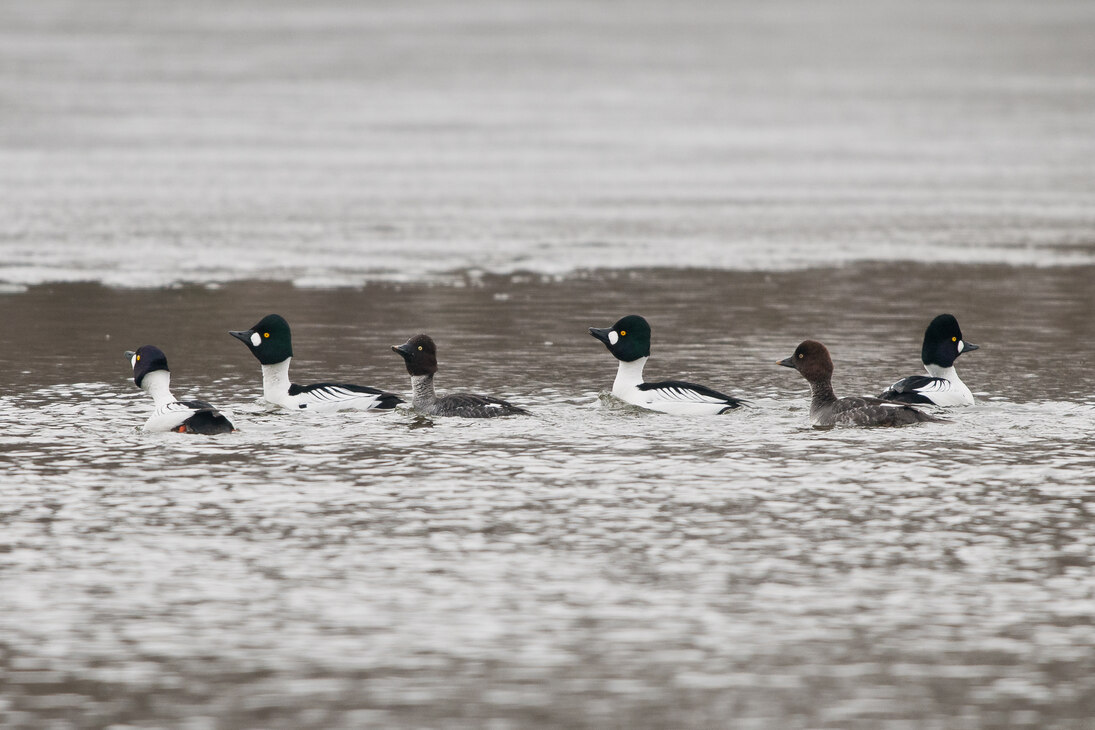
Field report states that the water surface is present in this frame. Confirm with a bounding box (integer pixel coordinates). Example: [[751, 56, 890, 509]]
[[1, 264, 1093, 728], [2, 0, 1095, 726]]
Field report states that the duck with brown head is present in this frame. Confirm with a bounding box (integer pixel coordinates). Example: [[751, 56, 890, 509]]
[[779, 340, 942, 428], [391, 334, 529, 418]]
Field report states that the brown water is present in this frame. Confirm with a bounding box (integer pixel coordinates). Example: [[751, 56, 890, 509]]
[[1, 264, 1093, 728], [2, 0, 1095, 726]]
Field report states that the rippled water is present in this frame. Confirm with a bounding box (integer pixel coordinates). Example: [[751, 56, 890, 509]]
[[1, 265, 1093, 728], [3, 0, 1095, 726]]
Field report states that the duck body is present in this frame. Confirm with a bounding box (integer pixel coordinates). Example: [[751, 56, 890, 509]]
[[144, 399, 235, 434], [807, 391, 940, 428], [608, 357, 744, 415], [255, 358, 403, 413], [408, 375, 529, 418], [878, 366, 973, 407]]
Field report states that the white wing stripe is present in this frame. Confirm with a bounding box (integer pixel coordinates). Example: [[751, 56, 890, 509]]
[[301, 386, 381, 403], [910, 379, 951, 393], [650, 386, 726, 404]]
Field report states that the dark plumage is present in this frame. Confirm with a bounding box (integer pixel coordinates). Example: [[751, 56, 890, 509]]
[[228, 313, 294, 365], [589, 314, 652, 363], [876, 375, 940, 405], [779, 340, 942, 428], [173, 401, 235, 434], [391, 334, 529, 418]]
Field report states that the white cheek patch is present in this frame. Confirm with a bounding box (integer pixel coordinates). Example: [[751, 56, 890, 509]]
[[957, 340, 965, 353], [608, 331, 619, 345], [250, 332, 262, 347]]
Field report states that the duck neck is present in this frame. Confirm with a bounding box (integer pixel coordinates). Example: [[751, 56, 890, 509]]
[[260, 358, 292, 402], [613, 357, 647, 392], [410, 374, 438, 408], [141, 370, 176, 408], [809, 377, 838, 413], [925, 363, 960, 383]]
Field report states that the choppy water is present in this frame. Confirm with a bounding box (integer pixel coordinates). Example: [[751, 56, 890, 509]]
[[3, 0, 1095, 727], [1, 265, 1093, 728]]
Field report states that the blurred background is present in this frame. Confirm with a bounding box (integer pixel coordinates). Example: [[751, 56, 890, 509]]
[[1, 0, 1093, 286]]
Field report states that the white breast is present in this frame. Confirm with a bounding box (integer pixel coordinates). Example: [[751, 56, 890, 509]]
[[920, 365, 974, 406], [919, 380, 973, 406]]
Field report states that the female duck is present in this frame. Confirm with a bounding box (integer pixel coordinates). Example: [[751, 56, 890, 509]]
[[392, 335, 529, 418], [779, 340, 940, 428]]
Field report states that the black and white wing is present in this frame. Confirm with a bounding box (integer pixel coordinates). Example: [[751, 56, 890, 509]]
[[289, 382, 403, 412], [146, 400, 235, 434], [636, 380, 746, 415], [879, 375, 973, 406], [878, 375, 946, 404]]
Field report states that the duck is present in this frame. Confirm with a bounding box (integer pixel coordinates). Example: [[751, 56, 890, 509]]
[[778, 340, 941, 427], [588, 314, 745, 415], [124, 345, 235, 434], [229, 314, 402, 412], [391, 334, 529, 417], [878, 314, 979, 406]]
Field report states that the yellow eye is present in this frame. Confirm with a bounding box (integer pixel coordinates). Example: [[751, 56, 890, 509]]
[[952, 336, 957, 342], [798, 353, 804, 359], [620, 330, 627, 336], [136, 355, 141, 361], [263, 332, 270, 338], [417, 345, 423, 351]]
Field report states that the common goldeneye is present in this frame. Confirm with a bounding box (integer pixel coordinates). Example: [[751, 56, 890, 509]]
[[588, 314, 745, 415], [229, 314, 402, 412], [124, 345, 235, 434], [779, 340, 941, 428], [878, 314, 979, 406], [391, 334, 529, 418]]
